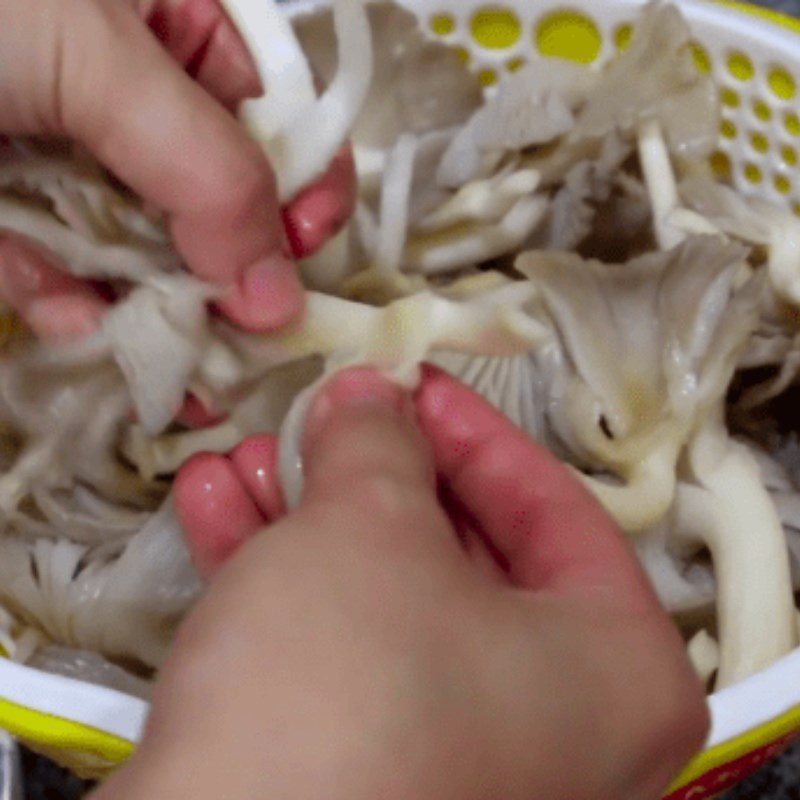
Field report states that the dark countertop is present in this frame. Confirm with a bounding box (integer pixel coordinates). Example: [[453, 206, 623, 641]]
[[724, 744, 800, 799], [752, 0, 800, 12]]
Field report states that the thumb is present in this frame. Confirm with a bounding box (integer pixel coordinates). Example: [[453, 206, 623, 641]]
[[298, 369, 451, 550]]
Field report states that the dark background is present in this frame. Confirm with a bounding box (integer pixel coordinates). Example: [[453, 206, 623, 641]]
[[755, 0, 800, 13], [17, 0, 800, 797]]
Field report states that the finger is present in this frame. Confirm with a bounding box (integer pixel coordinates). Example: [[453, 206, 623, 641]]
[[146, 0, 221, 69], [143, 0, 354, 257], [300, 369, 453, 554], [2, 0, 302, 330], [144, 1, 355, 260], [216, 257, 303, 333], [230, 434, 285, 520], [282, 146, 357, 259], [0, 236, 108, 343], [174, 393, 227, 430], [303, 369, 430, 498], [143, 0, 260, 110], [438, 480, 507, 581], [414, 366, 658, 610], [188, 10, 262, 111], [174, 452, 266, 577]]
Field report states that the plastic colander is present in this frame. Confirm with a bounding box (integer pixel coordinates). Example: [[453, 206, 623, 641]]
[[0, 0, 799, 795]]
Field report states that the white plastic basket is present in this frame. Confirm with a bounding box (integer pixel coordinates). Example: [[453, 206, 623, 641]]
[[1, 1, 800, 798]]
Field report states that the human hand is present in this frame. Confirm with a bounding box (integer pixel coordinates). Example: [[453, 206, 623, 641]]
[[0, 0, 355, 341], [93, 367, 708, 800]]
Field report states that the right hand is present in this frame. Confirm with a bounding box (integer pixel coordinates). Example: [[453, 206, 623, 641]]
[[0, 0, 356, 341], [129, 366, 711, 800]]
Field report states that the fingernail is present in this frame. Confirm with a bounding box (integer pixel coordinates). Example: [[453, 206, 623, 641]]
[[282, 186, 343, 260], [0, 248, 42, 303], [26, 297, 103, 343], [175, 393, 227, 430], [174, 453, 265, 578], [220, 254, 305, 331], [282, 204, 316, 260], [304, 368, 406, 443], [282, 145, 356, 259], [230, 435, 285, 520]]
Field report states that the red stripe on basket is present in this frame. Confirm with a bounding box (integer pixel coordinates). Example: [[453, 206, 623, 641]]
[[664, 731, 800, 800]]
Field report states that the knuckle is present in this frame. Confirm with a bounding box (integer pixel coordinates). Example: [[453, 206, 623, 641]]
[[650, 650, 710, 756], [52, 0, 126, 134], [624, 618, 710, 789], [316, 413, 432, 487], [202, 157, 277, 233], [232, 157, 278, 207]]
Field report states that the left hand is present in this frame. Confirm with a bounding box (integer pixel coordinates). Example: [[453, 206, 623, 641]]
[[0, 0, 356, 341]]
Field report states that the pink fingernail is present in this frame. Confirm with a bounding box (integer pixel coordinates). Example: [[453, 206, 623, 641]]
[[219, 254, 305, 332], [26, 297, 103, 343], [282, 145, 356, 259], [174, 453, 265, 577], [283, 187, 340, 259], [175, 393, 227, 430], [0, 245, 49, 306], [304, 368, 406, 444], [230, 435, 285, 521]]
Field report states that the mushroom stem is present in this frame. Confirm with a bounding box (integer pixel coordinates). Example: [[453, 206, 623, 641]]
[[675, 439, 797, 689], [637, 118, 685, 251], [687, 629, 719, 686]]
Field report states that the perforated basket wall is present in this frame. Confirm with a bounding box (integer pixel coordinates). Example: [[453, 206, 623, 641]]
[[395, 0, 800, 214], [2, 0, 800, 797]]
